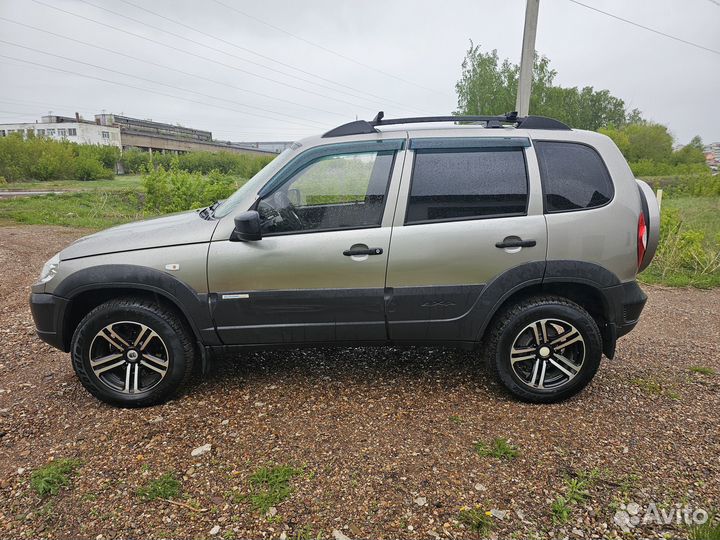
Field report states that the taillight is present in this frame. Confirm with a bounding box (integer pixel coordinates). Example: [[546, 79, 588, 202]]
[[637, 212, 648, 269]]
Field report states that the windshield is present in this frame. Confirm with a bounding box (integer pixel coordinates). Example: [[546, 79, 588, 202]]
[[213, 146, 298, 218]]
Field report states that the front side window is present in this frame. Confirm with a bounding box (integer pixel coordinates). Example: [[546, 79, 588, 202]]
[[47, 128, 55, 136], [0, 130, 5, 137], [535, 141, 613, 212], [405, 148, 528, 224], [36, 129, 45, 136], [57, 128, 66, 137], [258, 151, 395, 235], [102, 131, 110, 139], [68, 128, 77, 136]]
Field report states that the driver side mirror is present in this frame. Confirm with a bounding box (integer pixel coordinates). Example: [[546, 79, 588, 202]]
[[230, 210, 262, 242]]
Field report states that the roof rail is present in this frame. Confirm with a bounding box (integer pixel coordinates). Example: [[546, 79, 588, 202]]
[[321, 111, 570, 138]]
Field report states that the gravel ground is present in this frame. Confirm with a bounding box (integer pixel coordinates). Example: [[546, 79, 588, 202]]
[[0, 225, 718, 540]]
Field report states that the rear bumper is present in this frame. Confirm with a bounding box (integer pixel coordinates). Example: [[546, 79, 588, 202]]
[[600, 281, 647, 358], [29, 293, 69, 351]]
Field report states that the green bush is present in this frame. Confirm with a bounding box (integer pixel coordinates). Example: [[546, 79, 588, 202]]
[[0, 133, 117, 181], [131, 149, 273, 176], [630, 160, 709, 177], [79, 144, 119, 170], [644, 207, 720, 287], [642, 174, 720, 198], [74, 155, 113, 181], [143, 166, 239, 213], [120, 148, 152, 174]]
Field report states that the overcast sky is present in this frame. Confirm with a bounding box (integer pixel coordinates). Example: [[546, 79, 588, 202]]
[[0, 0, 718, 144]]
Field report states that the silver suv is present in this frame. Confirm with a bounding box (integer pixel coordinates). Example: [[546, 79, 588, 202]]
[[30, 112, 660, 407]]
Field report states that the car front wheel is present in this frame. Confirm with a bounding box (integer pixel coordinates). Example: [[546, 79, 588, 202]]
[[70, 298, 195, 408], [485, 295, 602, 403]]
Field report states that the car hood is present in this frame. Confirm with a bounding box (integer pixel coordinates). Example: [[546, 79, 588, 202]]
[[60, 210, 219, 260]]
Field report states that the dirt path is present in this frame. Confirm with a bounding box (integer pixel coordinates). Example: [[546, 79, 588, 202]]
[[0, 225, 718, 539]]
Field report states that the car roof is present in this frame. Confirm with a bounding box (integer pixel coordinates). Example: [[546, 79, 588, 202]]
[[295, 123, 604, 150]]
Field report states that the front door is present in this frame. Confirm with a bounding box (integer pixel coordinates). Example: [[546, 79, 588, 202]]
[[385, 138, 548, 342], [208, 142, 405, 345]]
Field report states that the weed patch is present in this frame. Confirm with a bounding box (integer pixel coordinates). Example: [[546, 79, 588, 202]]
[[30, 459, 82, 497], [474, 437, 519, 460], [137, 472, 181, 501]]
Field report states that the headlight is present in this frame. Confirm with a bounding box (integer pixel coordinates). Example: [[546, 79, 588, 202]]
[[39, 253, 60, 283]]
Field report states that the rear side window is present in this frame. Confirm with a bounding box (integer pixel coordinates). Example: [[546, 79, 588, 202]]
[[405, 148, 528, 224], [535, 141, 613, 213]]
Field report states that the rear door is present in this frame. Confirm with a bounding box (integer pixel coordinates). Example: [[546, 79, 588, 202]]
[[385, 136, 547, 342]]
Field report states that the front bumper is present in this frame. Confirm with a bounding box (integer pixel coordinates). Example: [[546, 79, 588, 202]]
[[29, 293, 69, 351]]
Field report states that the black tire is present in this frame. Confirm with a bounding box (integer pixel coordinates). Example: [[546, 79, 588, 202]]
[[70, 297, 195, 408], [484, 295, 602, 403]]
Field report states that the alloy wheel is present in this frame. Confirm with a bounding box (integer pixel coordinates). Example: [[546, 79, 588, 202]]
[[88, 321, 169, 394], [509, 318, 585, 390]]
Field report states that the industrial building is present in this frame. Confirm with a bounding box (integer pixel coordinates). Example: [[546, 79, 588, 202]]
[[0, 114, 121, 149], [0, 113, 277, 157]]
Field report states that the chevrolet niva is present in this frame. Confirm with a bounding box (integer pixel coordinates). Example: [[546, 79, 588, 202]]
[[30, 112, 659, 407]]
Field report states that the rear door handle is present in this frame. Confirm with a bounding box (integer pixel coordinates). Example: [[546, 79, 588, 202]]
[[343, 247, 383, 256], [495, 238, 536, 249]]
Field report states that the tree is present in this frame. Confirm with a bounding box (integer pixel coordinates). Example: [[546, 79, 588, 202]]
[[622, 123, 674, 162], [455, 42, 636, 130], [671, 135, 705, 165]]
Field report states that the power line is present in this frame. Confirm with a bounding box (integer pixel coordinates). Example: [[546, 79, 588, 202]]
[[210, 0, 447, 97], [0, 96, 315, 135], [0, 16, 348, 120], [567, 0, 720, 56], [113, 0, 430, 115], [31, 0, 407, 117], [0, 39, 329, 129], [52, 0, 424, 116], [0, 108, 38, 116], [0, 55, 324, 130], [706, 0, 720, 7]]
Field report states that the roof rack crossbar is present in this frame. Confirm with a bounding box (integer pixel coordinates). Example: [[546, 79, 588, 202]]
[[322, 111, 570, 138]]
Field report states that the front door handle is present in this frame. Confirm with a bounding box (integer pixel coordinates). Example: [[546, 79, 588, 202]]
[[343, 247, 384, 256], [495, 238, 536, 249]]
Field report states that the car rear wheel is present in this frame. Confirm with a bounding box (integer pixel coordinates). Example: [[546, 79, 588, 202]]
[[485, 296, 602, 403], [71, 298, 195, 408]]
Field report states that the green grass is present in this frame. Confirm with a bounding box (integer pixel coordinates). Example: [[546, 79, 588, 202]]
[[248, 465, 301, 515], [689, 514, 720, 540], [474, 437, 519, 460], [689, 366, 717, 376], [630, 377, 680, 399], [0, 189, 158, 229], [641, 196, 720, 288], [458, 505, 494, 534], [662, 197, 720, 244], [551, 471, 597, 524], [137, 472, 181, 501], [288, 526, 322, 540], [0, 175, 143, 191], [30, 458, 82, 497]]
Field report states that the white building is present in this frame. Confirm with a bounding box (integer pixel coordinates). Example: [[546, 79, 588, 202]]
[[0, 115, 121, 149]]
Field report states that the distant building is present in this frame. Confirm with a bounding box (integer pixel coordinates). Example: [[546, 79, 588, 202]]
[[95, 113, 274, 156], [234, 141, 294, 154], [0, 112, 278, 157], [0, 114, 121, 148], [704, 143, 720, 162]]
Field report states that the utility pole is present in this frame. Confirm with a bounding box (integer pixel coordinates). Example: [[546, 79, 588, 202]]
[[516, 0, 540, 117]]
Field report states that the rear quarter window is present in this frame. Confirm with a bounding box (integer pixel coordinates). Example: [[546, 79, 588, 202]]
[[535, 141, 614, 213]]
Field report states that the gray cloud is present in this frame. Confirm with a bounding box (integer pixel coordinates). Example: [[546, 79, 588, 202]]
[[0, 0, 717, 143]]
